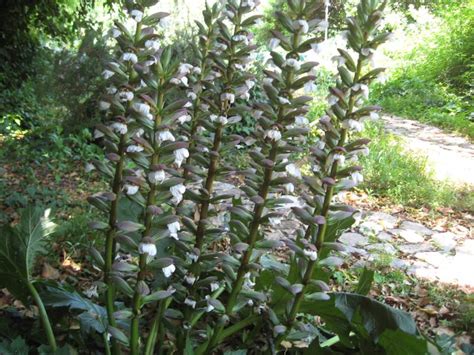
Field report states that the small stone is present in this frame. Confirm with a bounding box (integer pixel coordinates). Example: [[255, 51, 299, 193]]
[[399, 221, 433, 236], [414, 251, 447, 266], [339, 232, 369, 247], [367, 212, 398, 229], [390, 258, 409, 269], [430, 232, 457, 252], [398, 229, 425, 243], [376, 231, 394, 242], [398, 243, 434, 254], [457, 239, 474, 255], [358, 221, 384, 236], [367, 243, 397, 255]]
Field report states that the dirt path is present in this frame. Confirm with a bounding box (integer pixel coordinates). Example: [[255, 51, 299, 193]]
[[382, 115, 474, 186]]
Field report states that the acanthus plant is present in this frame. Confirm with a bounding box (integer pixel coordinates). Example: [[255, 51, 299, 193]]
[[0, 0, 433, 354]]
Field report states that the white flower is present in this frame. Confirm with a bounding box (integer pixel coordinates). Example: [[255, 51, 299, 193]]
[[284, 58, 301, 70], [268, 38, 280, 50], [148, 170, 165, 184], [269, 217, 282, 226], [245, 79, 255, 90], [170, 183, 186, 204], [327, 95, 339, 106], [223, 10, 235, 19], [332, 56, 346, 67], [333, 153, 345, 165], [210, 282, 220, 292], [221, 93, 235, 103], [138, 241, 157, 256], [84, 284, 99, 298], [184, 298, 197, 308], [278, 97, 291, 105], [134, 102, 151, 116], [99, 101, 111, 111], [359, 147, 370, 156], [106, 86, 117, 95], [316, 20, 329, 31], [285, 183, 295, 194], [243, 272, 255, 289], [159, 17, 170, 28], [84, 163, 95, 173], [170, 78, 181, 85], [185, 274, 196, 285], [217, 116, 228, 125], [130, 9, 143, 22], [178, 63, 194, 76], [303, 248, 318, 261], [193, 67, 201, 75], [370, 111, 380, 120], [162, 264, 176, 278], [351, 171, 364, 185], [126, 145, 144, 153], [264, 129, 281, 141], [286, 163, 301, 178], [187, 92, 197, 100], [167, 221, 181, 240], [174, 148, 189, 168], [242, 0, 256, 8], [94, 129, 104, 139], [304, 81, 317, 93], [360, 84, 369, 100], [312, 165, 321, 173], [124, 184, 139, 195], [205, 296, 215, 312], [200, 103, 209, 112], [158, 130, 175, 143], [232, 35, 248, 45], [316, 140, 326, 150], [295, 115, 309, 127], [178, 114, 192, 124], [341, 119, 363, 132], [110, 28, 121, 38], [215, 43, 228, 52], [361, 48, 374, 56], [311, 43, 323, 54], [102, 69, 114, 79], [122, 52, 138, 64], [118, 91, 134, 102], [145, 40, 160, 51], [186, 252, 199, 263], [294, 19, 309, 33]]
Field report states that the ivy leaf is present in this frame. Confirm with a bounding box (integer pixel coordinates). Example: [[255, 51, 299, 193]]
[[0, 207, 56, 302]]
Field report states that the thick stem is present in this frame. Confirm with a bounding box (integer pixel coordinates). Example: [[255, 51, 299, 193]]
[[194, 124, 223, 249], [28, 282, 57, 351]]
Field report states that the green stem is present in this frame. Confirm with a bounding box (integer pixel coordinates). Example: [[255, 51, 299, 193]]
[[28, 282, 57, 351], [144, 298, 170, 355], [130, 79, 164, 354], [104, 135, 126, 354]]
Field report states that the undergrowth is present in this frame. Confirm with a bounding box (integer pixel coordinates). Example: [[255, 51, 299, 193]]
[[360, 122, 474, 212]]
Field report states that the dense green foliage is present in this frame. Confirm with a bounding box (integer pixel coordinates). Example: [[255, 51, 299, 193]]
[[373, 0, 473, 138]]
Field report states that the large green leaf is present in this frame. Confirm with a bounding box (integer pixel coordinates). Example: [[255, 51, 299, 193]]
[[299, 292, 424, 350], [0, 208, 56, 302], [42, 285, 108, 334], [378, 329, 428, 355]]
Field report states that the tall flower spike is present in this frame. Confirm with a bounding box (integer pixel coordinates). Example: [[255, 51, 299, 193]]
[[275, 0, 389, 348]]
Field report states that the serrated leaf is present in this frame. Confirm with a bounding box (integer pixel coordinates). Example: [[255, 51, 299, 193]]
[[0, 208, 56, 302]]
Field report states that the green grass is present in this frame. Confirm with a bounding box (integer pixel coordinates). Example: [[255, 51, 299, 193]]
[[360, 122, 474, 212], [372, 78, 473, 140]]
